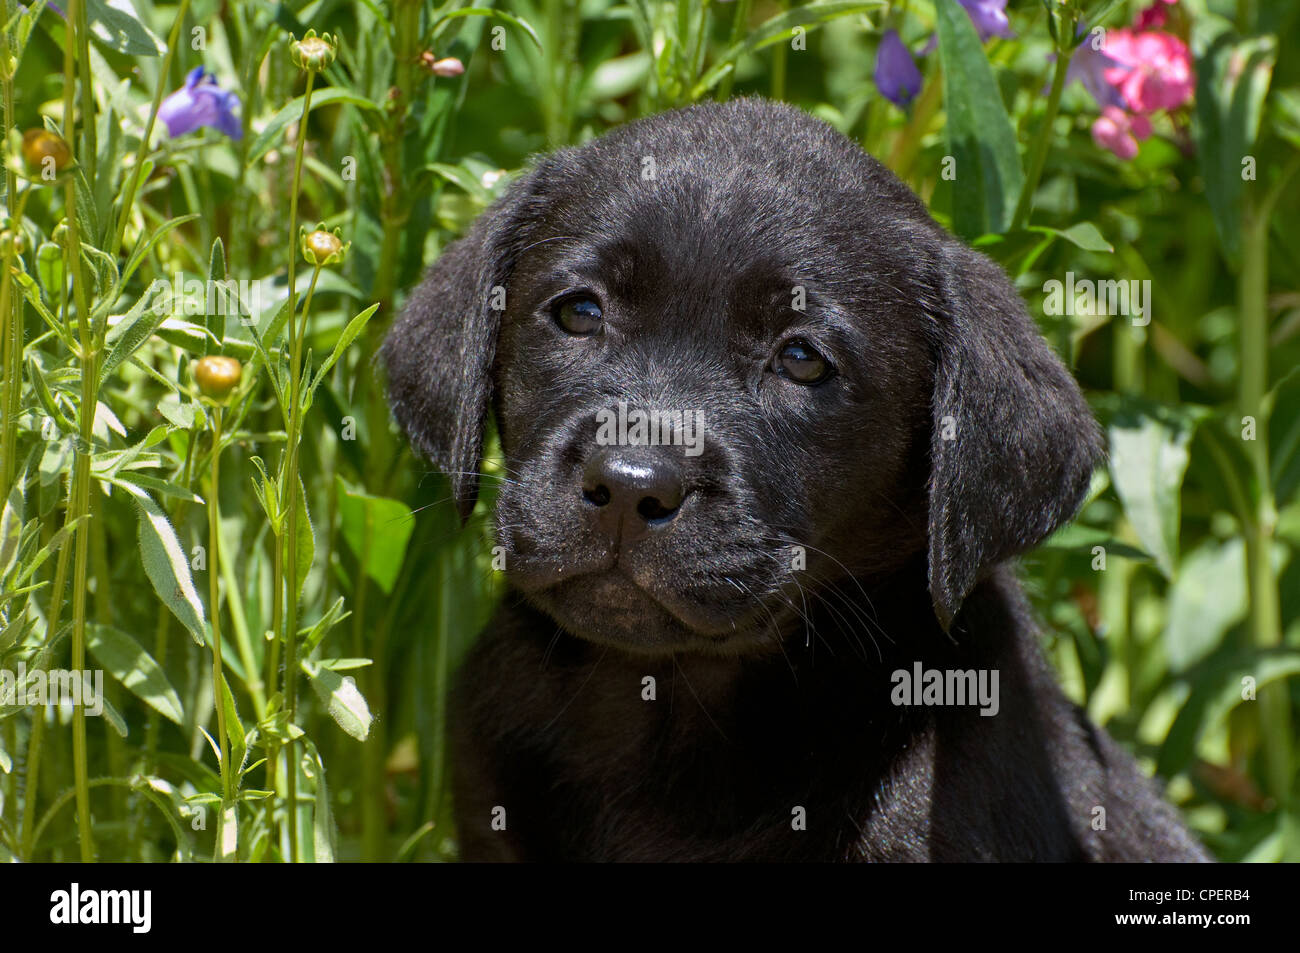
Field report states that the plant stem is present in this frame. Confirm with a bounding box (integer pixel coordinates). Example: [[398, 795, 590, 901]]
[[208, 406, 232, 797], [1238, 196, 1291, 803], [274, 66, 318, 863], [72, 0, 96, 187], [1011, 28, 1073, 232], [62, 0, 96, 864]]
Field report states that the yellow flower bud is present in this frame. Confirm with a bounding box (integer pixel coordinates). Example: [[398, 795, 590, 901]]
[[21, 129, 72, 180], [196, 356, 243, 401], [301, 225, 349, 267]]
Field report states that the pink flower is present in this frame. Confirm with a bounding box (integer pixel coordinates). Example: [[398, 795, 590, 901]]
[[1102, 30, 1194, 113], [1091, 106, 1152, 160], [1135, 0, 1177, 30]]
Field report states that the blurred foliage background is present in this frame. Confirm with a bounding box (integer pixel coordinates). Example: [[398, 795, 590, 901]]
[[0, 0, 1297, 862]]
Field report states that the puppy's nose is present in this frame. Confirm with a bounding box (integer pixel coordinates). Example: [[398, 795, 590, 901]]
[[582, 447, 686, 540]]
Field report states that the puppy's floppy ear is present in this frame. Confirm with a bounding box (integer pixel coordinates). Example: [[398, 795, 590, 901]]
[[926, 242, 1103, 630], [381, 173, 541, 522]]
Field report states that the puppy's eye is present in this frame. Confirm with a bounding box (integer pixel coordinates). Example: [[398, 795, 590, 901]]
[[553, 295, 603, 335], [773, 339, 833, 385]]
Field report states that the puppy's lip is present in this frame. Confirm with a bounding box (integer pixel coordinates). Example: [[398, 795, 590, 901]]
[[512, 561, 767, 639]]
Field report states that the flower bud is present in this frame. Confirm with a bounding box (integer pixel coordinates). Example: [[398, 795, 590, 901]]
[[196, 356, 243, 401], [21, 129, 72, 180], [291, 30, 337, 72], [301, 225, 349, 267], [430, 57, 465, 77]]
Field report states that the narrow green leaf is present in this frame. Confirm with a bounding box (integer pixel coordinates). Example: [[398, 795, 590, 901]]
[[117, 481, 207, 645], [86, 0, 166, 55], [307, 303, 379, 405], [303, 659, 372, 741], [1193, 28, 1275, 261], [248, 89, 381, 165], [207, 237, 227, 350], [86, 623, 184, 724], [936, 0, 1024, 237]]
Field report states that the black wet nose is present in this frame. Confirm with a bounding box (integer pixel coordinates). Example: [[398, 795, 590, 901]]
[[582, 447, 685, 538]]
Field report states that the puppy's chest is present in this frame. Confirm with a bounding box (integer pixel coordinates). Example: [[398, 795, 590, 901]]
[[492, 654, 892, 860]]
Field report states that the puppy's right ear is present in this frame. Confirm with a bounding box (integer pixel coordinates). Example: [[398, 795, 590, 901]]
[[381, 175, 540, 522]]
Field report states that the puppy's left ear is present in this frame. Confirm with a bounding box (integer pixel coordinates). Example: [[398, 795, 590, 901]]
[[927, 242, 1103, 630]]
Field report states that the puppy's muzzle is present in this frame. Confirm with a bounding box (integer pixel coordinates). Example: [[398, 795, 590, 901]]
[[581, 446, 687, 544]]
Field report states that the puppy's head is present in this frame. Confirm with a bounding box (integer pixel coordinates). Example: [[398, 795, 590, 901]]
[[384, 99, 1101, 654]]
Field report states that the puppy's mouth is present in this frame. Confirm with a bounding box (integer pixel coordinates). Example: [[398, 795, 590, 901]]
[[509, 559, 784, 654]]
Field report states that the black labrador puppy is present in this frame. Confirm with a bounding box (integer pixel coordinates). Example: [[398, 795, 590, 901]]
[[383, 98, 1209, 862]]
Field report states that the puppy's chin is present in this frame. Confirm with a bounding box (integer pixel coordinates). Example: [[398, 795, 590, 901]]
[[511, 568, 785, 656]]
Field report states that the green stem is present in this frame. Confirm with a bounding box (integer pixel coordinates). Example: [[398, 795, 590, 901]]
[[108, 0, 192, 259], [1011, 26, 1073, 232], [1238, 197, 1290, 803], [62, 0, 96, 865], [207, 404, 237, 860], [274, 66, 318, 863], [73, 0, 96, 187]]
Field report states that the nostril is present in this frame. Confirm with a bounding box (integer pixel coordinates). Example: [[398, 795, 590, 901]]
[[636, 495, 680, 522], [583, 484, 611, 507]]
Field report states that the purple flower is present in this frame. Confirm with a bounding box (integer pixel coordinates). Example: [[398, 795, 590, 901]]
[[958, 0, 1014, 42], [158, 67, 242, 141], [874, 30, 923, 107], [1066, 36, 1127, 110]]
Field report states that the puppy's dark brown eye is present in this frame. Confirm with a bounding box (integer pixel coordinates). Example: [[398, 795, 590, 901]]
[[773, 339, 833, 384], [554, 296, 603, 335]]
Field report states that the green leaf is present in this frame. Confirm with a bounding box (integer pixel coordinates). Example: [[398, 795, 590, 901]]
[[248, 89, 381, 165], [117, 481, 207, 645], [302, 738, 338, 862], [1107, 403, 1200, 578], [302, 596, 349, 656], [1193, 28, 1275, 261], [219, 672, 247, 775], [35, 241, 63, 304], [86, 623, 184, 724], [1038, 523, 1151, 562], [118, 213, 201, 291], [306, 304, 379, 406], [432, 7, 542, 50], [335, 478, 415, 594], [690, 2, 883, 100], [935, 0, 1024, 238], [0, 483, 22, 583], [99, 693, 129, 738], [85, 0, 166, 55], [1158, 650, 1300, 777], [303, 659, 371, 741], [1037, 221, 1114, 254], [1162, 539, 1248, 671], [207, 237, 227, 350], [101, 290, 170, 381], [283, 475, 313, 601]]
